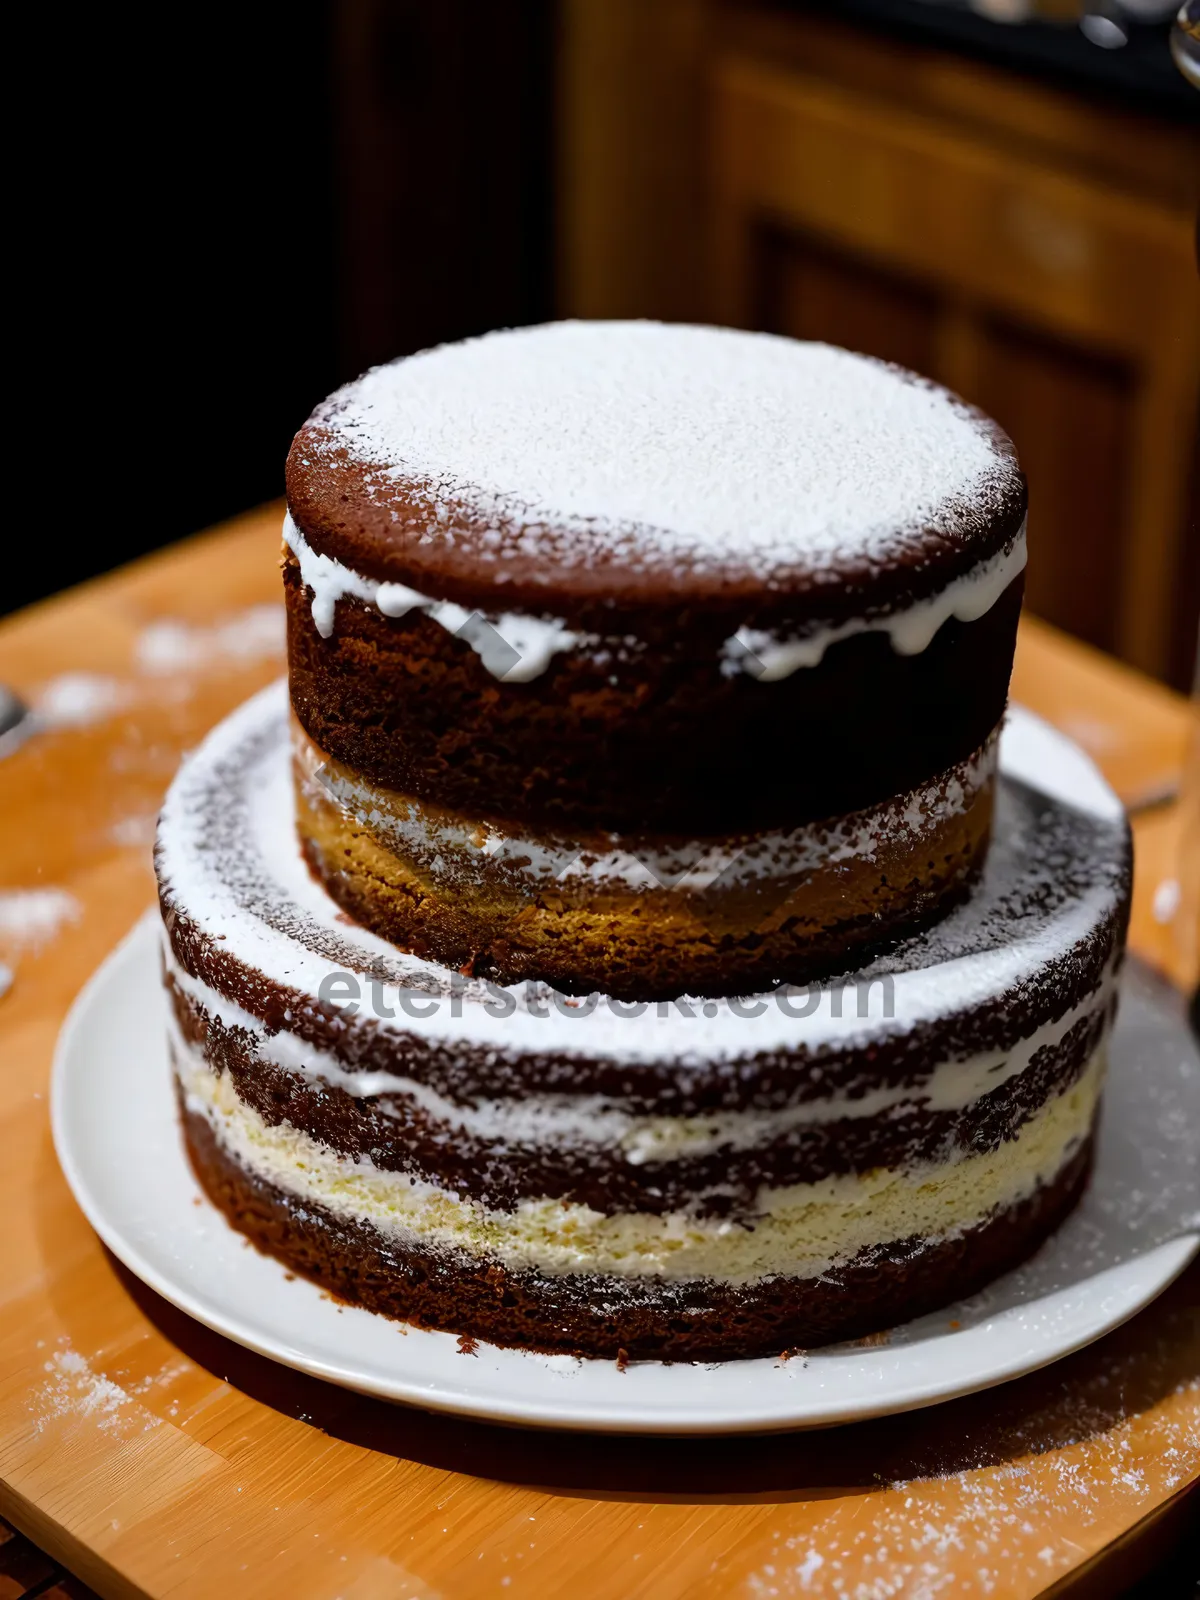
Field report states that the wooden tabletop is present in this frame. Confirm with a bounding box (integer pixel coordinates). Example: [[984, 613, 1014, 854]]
[[0, 505, 1196, 1600]]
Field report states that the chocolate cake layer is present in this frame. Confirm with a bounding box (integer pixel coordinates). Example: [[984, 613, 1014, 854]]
[[156, 684, 1131, 1117], [157, 686, 1127, 1353], [170, 974, 1108, 1215], [284, 556, 1023, 834], [284, 322, 1027, 833], [181, 1099, 1095, 1361], [292, 719, 997, 998]]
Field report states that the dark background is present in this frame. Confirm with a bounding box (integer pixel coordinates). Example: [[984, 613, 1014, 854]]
[[33, 2, 555, 620], [22, 0, 1199, 686]]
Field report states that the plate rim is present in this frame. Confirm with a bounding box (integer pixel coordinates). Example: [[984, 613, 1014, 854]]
[[50, 910, 1199, 1435]]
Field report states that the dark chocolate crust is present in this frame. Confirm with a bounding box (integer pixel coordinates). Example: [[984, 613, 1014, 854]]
[[285, 558, 1024, 833], [181, 1099, 1094, 1360], [171, 977, 1108, 1216]]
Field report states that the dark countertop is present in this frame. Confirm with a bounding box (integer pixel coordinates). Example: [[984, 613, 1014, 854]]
[[782, 0, 1198, 118]]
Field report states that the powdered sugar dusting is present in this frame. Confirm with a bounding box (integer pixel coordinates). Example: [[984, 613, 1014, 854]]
[[29, 1342, 165, 1438], [28, 1341, 192, 1438], [34, 672, 130, 729], [0, 887, 81, 951], [743, 1372, 1198, 1597], [33, 1347, 129, 1431], [309, 322, 1017, 575], [135, 605, 286, 674], [0, 885, 80, 1004], [15, 606, 286, 741]]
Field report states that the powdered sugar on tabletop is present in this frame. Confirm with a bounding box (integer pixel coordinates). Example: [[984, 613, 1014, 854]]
[[34, 672, 130, 730], [22, 604, 286, 737], [0, 887, 81, 951], [0, 887, 80, 1000], [742, 1377, 1198, 1598], [135, 605, 285, 675], [28, 1341, 194, 1439], [29, 1344, 159, 1439], [10, 605, 286, 858]]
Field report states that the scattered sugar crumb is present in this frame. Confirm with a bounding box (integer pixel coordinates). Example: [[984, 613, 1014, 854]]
[[30, 1343, 159, 1438], [743, 1376, 1200, 1597], [20, 607, 285, 758], [795, 1550, 824, 1589], [110, 812, 159, 849], [126, 1358, 191, 1397], [34, 672, 129, 730], [0, 887, 81, 953], [135, 605, 285, 675], [1152, 879, 1181, 925], [534, 1353, 581, 1375], [29, 1345, 190, 1440]]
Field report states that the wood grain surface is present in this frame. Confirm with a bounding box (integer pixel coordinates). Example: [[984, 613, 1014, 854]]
[[0, 504, 1196, 1600]]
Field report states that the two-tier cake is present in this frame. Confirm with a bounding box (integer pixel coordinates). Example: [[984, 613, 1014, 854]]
[[156, 321, 1130, 1360]]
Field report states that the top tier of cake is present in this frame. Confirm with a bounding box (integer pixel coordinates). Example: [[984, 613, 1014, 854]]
[[286, 319, 1024, 614], [284, 320, 1026, 837]]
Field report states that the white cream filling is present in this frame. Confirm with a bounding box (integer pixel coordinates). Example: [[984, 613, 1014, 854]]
[[177, 1039, 1104, 1284], [168, 949, 1109, 1166], [295, 726, 998, 893], [284, 514, 1025, 683], [725, 525, 1027, 680]]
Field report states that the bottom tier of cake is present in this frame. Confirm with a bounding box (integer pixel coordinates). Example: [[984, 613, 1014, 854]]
[[174, 1057, 1098, 1360], [155, 682, 1131, 1360]]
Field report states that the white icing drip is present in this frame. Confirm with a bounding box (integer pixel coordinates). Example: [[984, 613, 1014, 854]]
[[295, 727, 998, 893], [285, 512, 1024, 682], [726, 526, 1027, 680], [283, 515, 580, 683], [166, 950, 1112, 1164], [155, 682, 1125, 1067]]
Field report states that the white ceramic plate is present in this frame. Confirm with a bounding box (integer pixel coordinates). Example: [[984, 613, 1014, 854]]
[[52, 914, 1199, 1434]]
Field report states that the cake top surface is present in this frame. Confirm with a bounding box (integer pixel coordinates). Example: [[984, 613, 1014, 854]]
[[286, 322, 1026, 613], [157, 684, 1128, 1094]]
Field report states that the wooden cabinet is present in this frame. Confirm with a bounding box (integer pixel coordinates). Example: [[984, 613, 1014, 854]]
[[558, 2, 1200, 685]]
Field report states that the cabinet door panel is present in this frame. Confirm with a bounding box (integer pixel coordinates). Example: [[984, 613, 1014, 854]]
[[758, 228, 940, 378], [713, 56, 1200, 681], [759, 225, 1135, 657], [971, 318, 1132, 653]]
